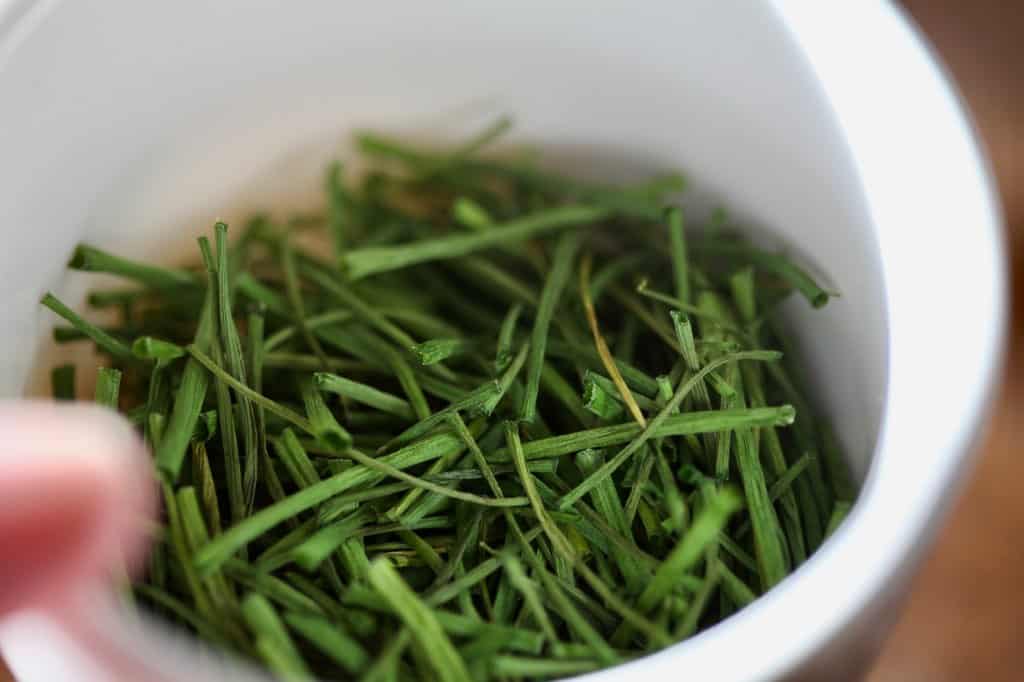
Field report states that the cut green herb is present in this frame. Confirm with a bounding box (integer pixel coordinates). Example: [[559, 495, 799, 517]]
[[43, 118, 853, 682]]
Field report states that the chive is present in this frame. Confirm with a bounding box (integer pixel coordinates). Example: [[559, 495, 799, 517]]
[[821, 422, 857, 503], [51, 364, 76, 401], [825, 500, 852, 538], [241, 593, 313, 681], [575, 449, 644, 591], [453, 196, 494, 229], [154, 245, 216, 481], [299, 375, 352, 449], [695, 241, 833, 308], [367, 559, 472, 682], [41, 293, 132, 359], [495, 303, 523, 373], [289, 508, 375, 571], [131, 336, 186, 364], [580, 252, 646, 426], [187, 344, 314, 435], [68, 244, 197, 289], [483, 342, 529, 416], [387, 350, 432, 421], [315, 372, 414, 420], [274, 429, 323, 489], [418, 115, 513, 180], [670, 311, 714, 411], [411, 338, 471, 366], [227, 561, 324, 616], [521, 231, 581, 422], [666, 207, 690, 305], [451, 257, 540, 307], [343, 205, 606, 280], [207, 339, 245, 525], [488, 405, 793, 463], [718, 560, 757, 608], [281, 233, 330, 369], [584, 371, 659, 410], [582, 374, 624, 420], [134, 584, 228, 646], [385, 380, 500, 450], [733, 396, 789, 589], [613, 487, 741, 643], [492, 657, 601, 678], [283, 611, 369, 675], [263, 351, 365, 373], [191, 442, 222, 536], [212, 226, 260, 513], [340, 447, 529, 510], [546, 339, 660, 396]]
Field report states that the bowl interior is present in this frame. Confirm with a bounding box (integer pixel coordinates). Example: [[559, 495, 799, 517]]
[[0, 0, 890, 679]]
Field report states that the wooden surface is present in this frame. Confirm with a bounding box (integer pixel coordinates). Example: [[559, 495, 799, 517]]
[[0, 3, 1020, 681]]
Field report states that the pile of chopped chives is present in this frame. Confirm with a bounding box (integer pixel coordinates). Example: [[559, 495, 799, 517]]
[[43, 118, 856, 682]]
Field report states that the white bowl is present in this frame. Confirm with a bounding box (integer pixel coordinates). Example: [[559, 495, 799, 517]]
[[0, 1, 1004, 680]]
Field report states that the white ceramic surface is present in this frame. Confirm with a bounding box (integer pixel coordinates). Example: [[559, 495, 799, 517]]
[[0, 1, 1004, 680]]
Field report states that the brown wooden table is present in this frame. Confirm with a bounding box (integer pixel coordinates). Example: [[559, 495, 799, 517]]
[[1, 3, 1020, 681]]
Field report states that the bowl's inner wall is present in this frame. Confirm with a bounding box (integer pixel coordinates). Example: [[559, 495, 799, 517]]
[[0, 1, 887, 482]]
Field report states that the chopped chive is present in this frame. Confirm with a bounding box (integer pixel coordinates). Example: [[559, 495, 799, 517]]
[[614, 487, 740, 644], [580, 252, 647, 426], [47, 129, 851, 681], [94, 367, 121, 409], [521, 231, 581, 423], [281, 234, 330, 369], [367, 559, 472, 682], [131, 336, 186, 364], [495, 303, 523, 373], [547, 338, 660, 396], [340, 447, 529, 510], [51, 364, 76, 401], [241, 593, 313, 681], [283, 611, 369, 675], [315, 372, 414, 421], [68, 244, 197, 289], [410, 338, 471, 366], [41, 292, 133, 359], [488, 405, 793, 463], [582, 373, 624, 420], [501, 553, 559, 642], [153, 246, 216, 481], [695, 241, 833, 308], [825, 500, 853, 538], [718, 560, 757, 608], [299, 375, 352, 449], [385, 380, 500, 450], [453, 196, 494, 229], [733, 395, 789, 589], [187, 344, 315, 435], [491, 656, 601, 678], [666, 206, 690, 305], [344, 205, 606, 280]]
